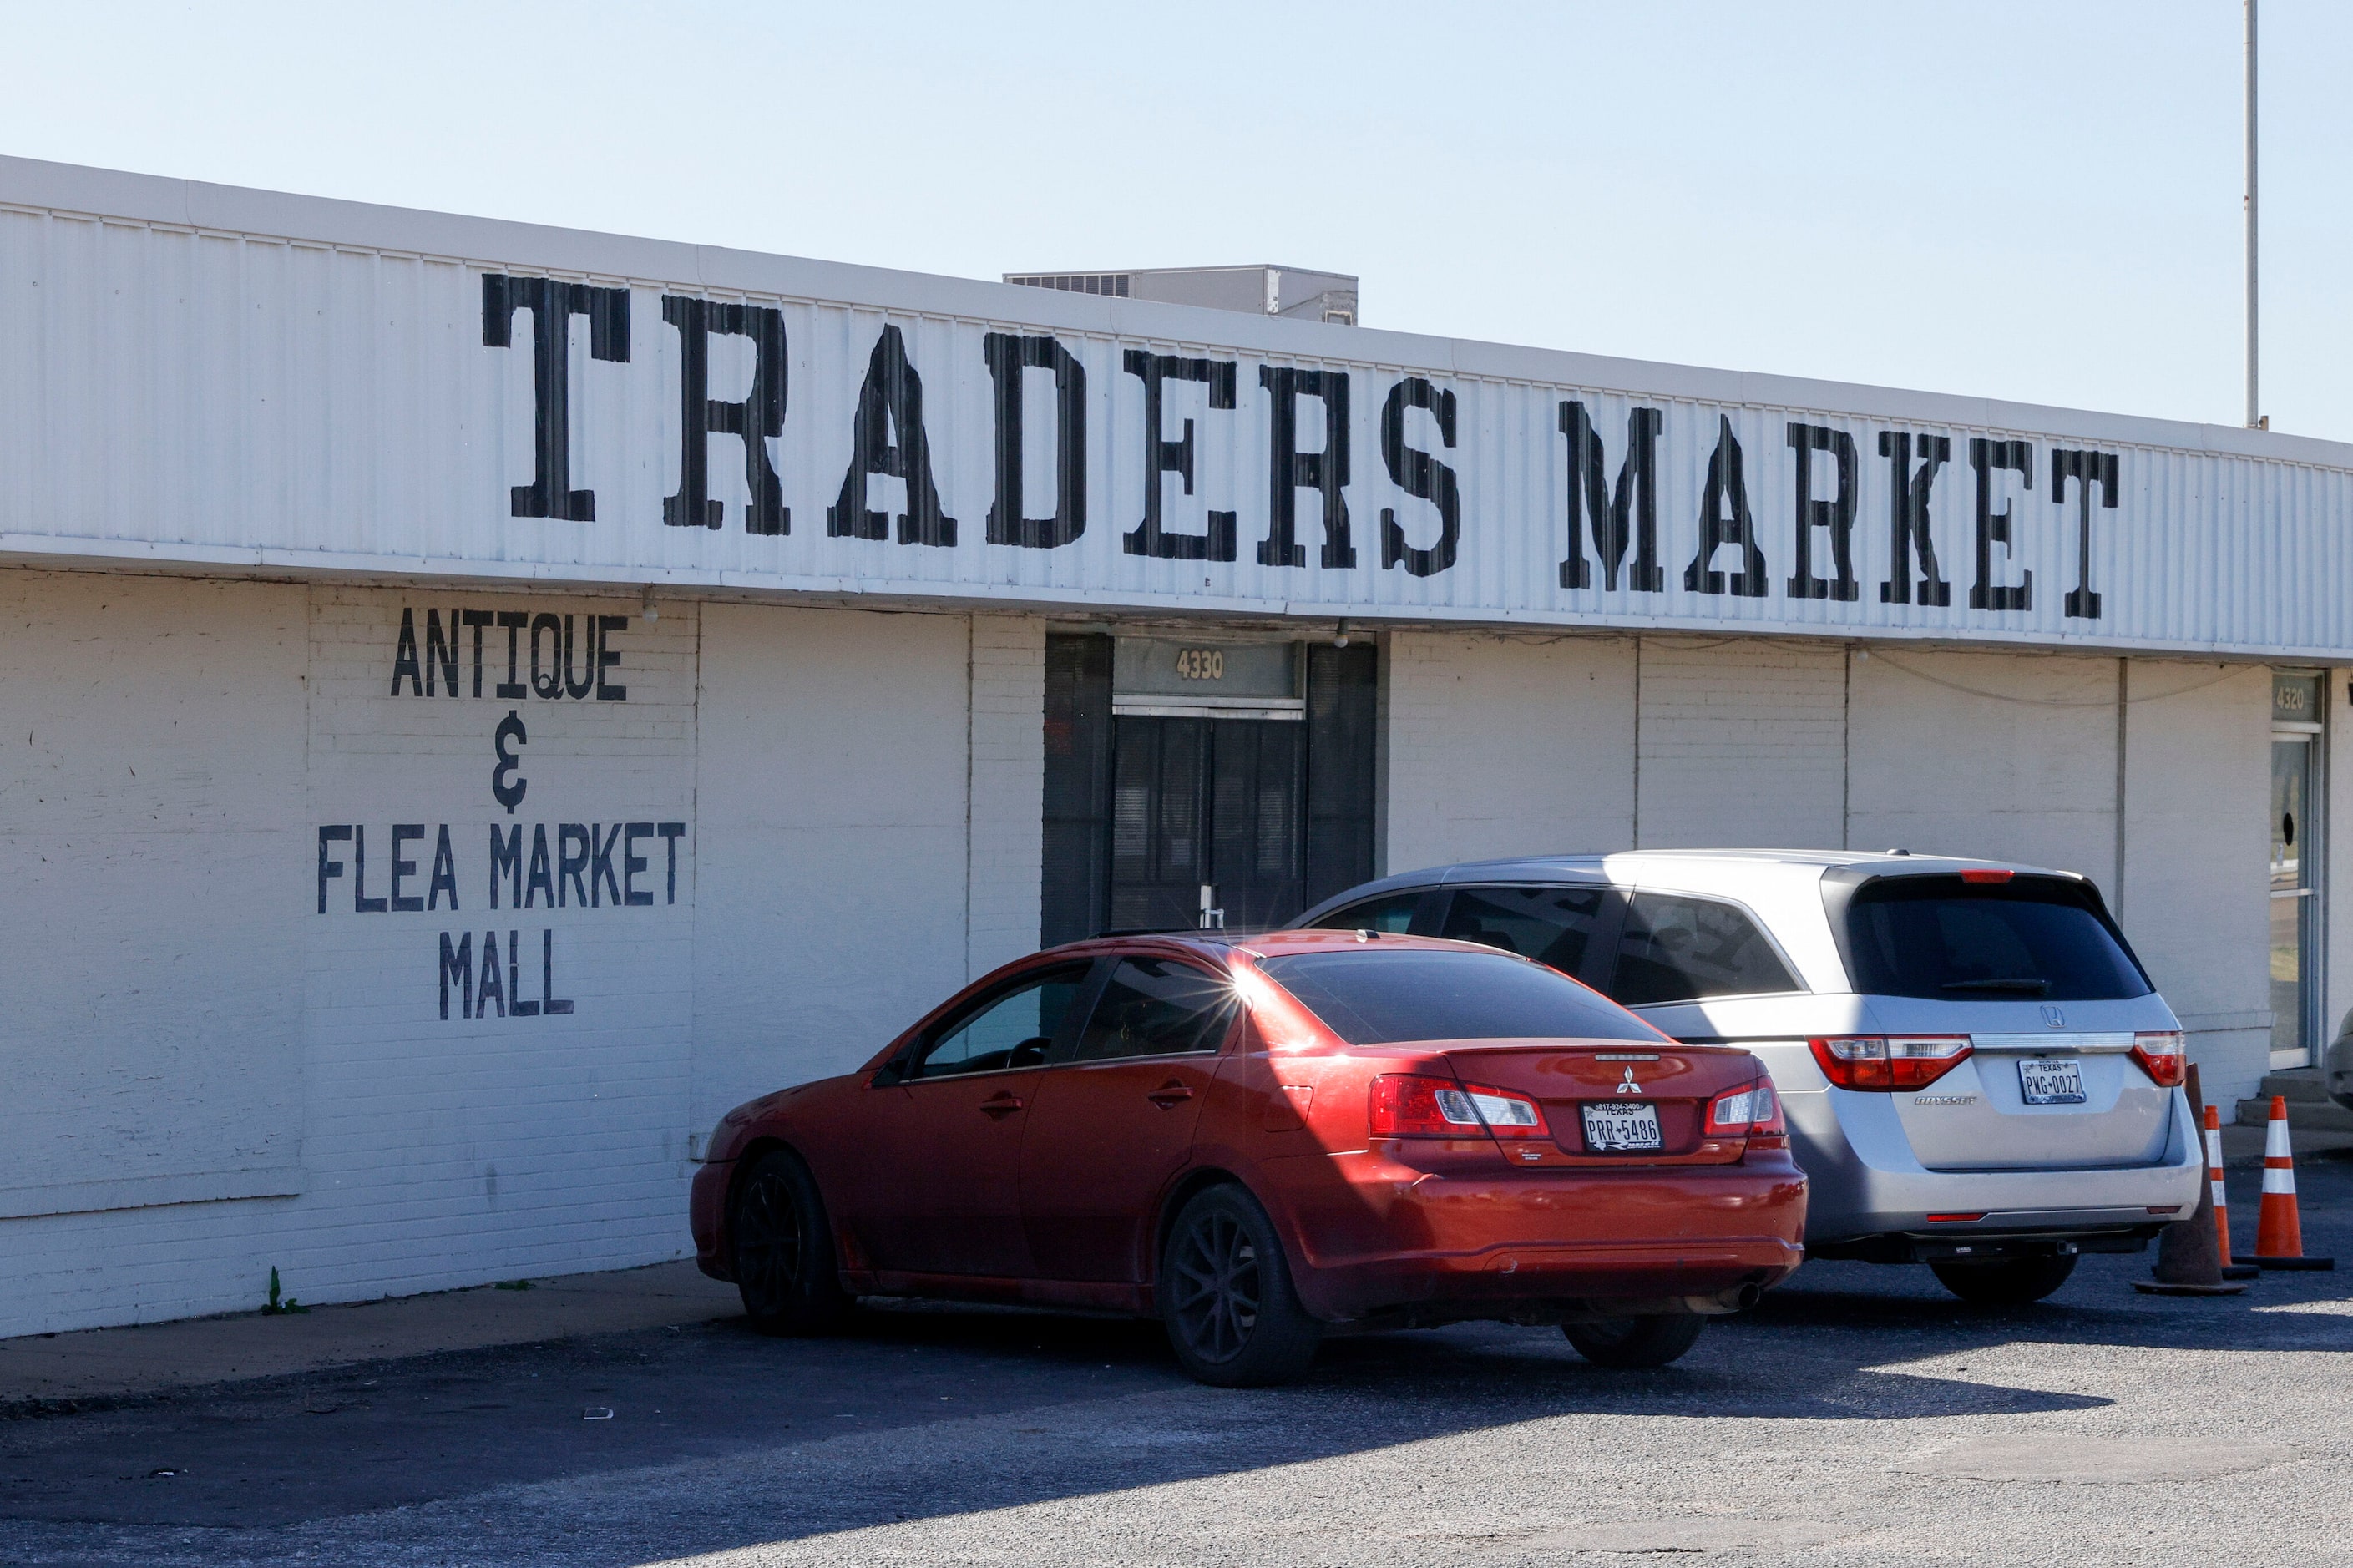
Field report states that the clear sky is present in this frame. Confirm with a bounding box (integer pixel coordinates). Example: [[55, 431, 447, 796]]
[[1, 2, 2342, 437]]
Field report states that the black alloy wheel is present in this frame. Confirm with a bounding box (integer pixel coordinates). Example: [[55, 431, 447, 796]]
[[1562, 1313, 1708, 1368], [1929, 1252, 2078, 1307], [1161, 1186, 1321, 1387], [731, 1150, 852, 1336]]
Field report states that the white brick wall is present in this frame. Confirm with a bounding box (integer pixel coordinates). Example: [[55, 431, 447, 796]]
[[1636, 638, 1845, 850], [0, 580, 1047, 1338], [966, 615, 1045, 981], [1384, 630, 1635, 872], [0, 574, 306, 1221], [0, 586, 2295, 1337], [690, 604, 976, 1141], [2120, 662, 2272, 1105], [1848, 649, 2119, 878]]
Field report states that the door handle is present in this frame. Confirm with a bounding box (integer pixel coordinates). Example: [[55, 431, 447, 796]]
[[1146, 1082, 1195, 1109], [978, 1093, 1025, 1118]]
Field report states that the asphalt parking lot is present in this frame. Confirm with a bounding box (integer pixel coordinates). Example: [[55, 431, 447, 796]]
[[3, 1152, 2350, 1568]]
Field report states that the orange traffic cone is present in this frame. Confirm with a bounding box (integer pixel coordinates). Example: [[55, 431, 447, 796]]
[[2207, 1105, 2260, 1281], [2254, 1096, 2335, 1271]]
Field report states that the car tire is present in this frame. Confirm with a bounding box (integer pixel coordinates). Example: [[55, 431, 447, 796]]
[[731, 1150, 852, 1336], [1159, 1185, 1322, 1388], [1928, 1252, 2078, 1306], [1561, 1313, 1707, 1368]]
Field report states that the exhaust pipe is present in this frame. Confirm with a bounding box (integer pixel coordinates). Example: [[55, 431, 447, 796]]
[[1681, 1282, 1764, 1316]]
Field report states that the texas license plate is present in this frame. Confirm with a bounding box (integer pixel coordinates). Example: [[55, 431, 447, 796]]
[[2018, 1058, 2087, 1105], [1581, 1100, 1663, 1152]]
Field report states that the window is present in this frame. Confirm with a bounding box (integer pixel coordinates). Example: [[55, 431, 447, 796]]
[[1440, 884, 1607, 975], [1257, 949, 1662, 1046], [1844, 876, 2151, 1003], [1309, 890, 1422, 935], [1611, 893, 1801, 1007], [911, 965, 1091, 1079], [1074, 957, 1237, 1061]]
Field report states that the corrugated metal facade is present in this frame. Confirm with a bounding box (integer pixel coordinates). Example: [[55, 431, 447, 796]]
[[1, 155, 2349, 660]]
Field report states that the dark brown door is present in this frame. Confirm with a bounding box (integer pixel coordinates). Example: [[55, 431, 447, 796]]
[[1043, 635, 1374, 945], [1107, 716, 1304, 933]]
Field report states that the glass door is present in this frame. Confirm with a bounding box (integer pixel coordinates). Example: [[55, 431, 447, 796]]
[[2270, 671, 2325, 1069]]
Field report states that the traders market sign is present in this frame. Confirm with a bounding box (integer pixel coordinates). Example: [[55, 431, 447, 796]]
[[481, 273, 2124, 626]]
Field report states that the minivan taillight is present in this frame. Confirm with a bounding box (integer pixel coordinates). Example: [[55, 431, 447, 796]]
[[1704, 1080, 1788, 1150], [1807, 1035, 1971, 1091], [2129, 1030, 2187, 1087], [1369, 1074, 1549, 1139]]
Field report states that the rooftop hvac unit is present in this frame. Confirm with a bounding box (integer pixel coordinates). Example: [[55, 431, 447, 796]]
[[1004, 265, 1358, 326]]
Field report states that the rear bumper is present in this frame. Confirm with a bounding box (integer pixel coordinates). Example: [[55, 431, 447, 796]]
[[1268, 1148, 1809, 1323], [689, 1158, 734, 1282], [1790, 1085, 2203, 1246], [1809, 1224, 2163, 1265]]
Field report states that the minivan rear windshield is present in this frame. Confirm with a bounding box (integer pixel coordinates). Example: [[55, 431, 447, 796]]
[[1256, 949, 1666, 1045], [1841, 875, 2153, 1003]]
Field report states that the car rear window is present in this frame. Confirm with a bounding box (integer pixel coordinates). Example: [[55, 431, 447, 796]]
[[1843, 875, 2153, 1002], [1256, 949, 1665, 1046]]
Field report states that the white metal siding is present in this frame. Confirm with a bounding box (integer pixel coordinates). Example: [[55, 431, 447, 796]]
[[0, 157, 2350, 660]]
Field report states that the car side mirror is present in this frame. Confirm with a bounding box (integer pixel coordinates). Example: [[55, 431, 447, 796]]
[[1010, 1035, 1051, 1067]]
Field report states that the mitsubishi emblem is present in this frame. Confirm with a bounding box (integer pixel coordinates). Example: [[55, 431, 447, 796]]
[[1617, 1065, 1642, 1095], [2041, 1004, 2067, 1029]]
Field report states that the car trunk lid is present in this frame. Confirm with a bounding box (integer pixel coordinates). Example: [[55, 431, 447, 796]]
[[1435, 1039, 1763, 1165], [1865, 999, 2177, 1170]]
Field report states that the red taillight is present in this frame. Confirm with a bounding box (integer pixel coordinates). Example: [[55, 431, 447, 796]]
[[1807, 1035, 1972, 1091], [1368, 1074, 1549, 1140], [1704, 1079, 1789, 1151], [2129, 1030, 2187, 1087], [1959, 867, 2014, 883]]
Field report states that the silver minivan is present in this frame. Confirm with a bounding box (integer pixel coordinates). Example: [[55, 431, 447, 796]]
[[1296, 849, 2203, 1305]]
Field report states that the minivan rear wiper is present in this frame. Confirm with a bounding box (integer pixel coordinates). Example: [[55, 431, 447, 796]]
[[1940, 978, 2052, 995]]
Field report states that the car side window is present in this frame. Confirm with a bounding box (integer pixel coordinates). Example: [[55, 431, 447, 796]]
[[1611, 893, 1801, 1007], [1440, 884, 1607, 975], [1072, 957, 1237, 1062], [1308, 891, 1422, 934], [911, 965, 1090, 1079]]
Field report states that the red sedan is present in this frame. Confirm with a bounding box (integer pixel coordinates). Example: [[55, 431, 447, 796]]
[[691, 930, 1806, 1385]]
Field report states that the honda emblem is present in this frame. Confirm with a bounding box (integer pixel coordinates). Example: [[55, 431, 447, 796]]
[[2041, 1004, 2067, 1029]]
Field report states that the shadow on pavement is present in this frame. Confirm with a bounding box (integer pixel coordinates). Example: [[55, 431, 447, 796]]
[[2, 1157, 2346, 1558], [0, 1287, 2110, 1538]]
